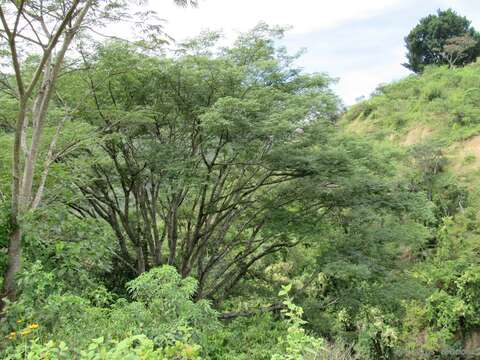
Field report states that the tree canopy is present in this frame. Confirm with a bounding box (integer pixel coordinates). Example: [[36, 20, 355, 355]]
[[403, 9, 480, 73]]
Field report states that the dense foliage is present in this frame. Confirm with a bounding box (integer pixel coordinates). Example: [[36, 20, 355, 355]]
[[0, 7, 479, 360], [344, 61, 480, 358]]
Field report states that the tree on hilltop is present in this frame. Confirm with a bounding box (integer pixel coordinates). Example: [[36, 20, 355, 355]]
[[404, 9, 480, 73]]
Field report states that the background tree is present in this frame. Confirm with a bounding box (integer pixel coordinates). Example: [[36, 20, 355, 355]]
[[441, 34, 478, 68], [403, 9, 480, 73]]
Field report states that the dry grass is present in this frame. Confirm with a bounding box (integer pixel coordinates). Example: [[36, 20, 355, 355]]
[[403, 126, 433, 146]]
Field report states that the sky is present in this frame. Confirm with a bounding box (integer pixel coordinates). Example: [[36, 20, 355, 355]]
[[141, 0, 480, 105]]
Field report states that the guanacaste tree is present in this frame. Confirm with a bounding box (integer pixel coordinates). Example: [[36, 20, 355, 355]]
[[66, 26, 348, 301]]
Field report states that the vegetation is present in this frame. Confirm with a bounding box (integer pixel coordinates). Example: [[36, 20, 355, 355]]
[[344, 61, 480, 358], [0, 0, 198, 314], [0, 3, 479, 360], [403, 9, 480, 73]]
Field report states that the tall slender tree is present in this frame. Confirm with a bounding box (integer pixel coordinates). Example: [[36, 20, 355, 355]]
[[0, 0, 196, 314]]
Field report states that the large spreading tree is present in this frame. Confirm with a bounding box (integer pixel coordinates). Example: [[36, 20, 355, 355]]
[[56, 26, 422, 304], [64, 27, 349, 301]]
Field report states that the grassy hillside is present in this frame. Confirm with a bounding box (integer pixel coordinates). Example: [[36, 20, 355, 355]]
[[344, 61, 480, 139], [341, 61, 480, 356], [343, 61, 480, 186]]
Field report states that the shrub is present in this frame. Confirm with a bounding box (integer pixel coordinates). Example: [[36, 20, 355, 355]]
[[1, 266, 217, 358]]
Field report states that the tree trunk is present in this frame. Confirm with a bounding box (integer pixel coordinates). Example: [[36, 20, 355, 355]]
[[0, 101, 28, 315], [0, 227, 22, 313], [136, 245, 146, 274], [167, 205, 178, 265]]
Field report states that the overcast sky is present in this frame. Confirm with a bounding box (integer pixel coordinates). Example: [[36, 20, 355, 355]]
[[143, 0, 480, 105]]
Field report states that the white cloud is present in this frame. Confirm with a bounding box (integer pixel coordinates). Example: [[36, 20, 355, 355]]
[[336, 66, 410, 106], [149, 0, 403, 40], [333, 44, 411, 105]]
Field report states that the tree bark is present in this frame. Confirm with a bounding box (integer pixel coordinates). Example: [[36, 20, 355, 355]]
[[0, 227, 22, 313]]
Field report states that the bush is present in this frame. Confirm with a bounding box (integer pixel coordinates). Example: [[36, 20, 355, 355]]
[[1, 266, 217, 358]]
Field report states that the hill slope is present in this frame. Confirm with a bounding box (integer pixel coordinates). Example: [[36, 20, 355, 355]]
[[341, 61, 480, 355], [343, 61, 480, 185]]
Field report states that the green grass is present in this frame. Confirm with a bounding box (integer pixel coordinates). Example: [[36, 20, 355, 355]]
[[342, 60, 480, 145]]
